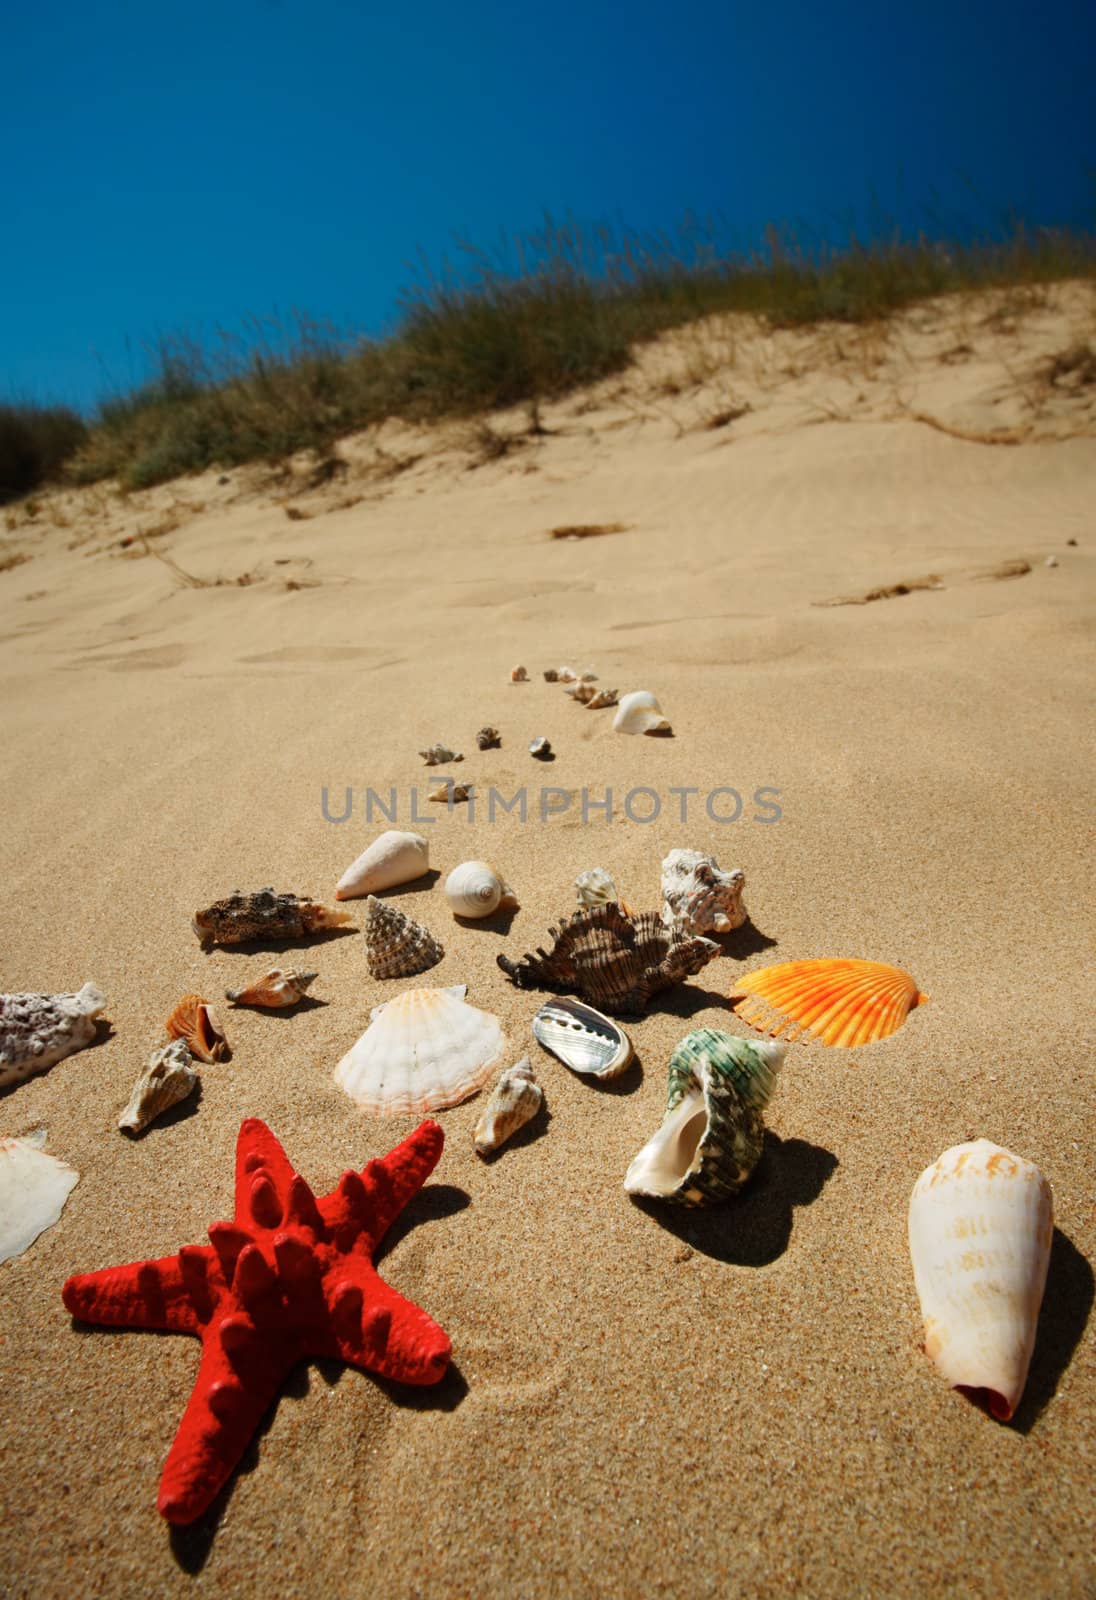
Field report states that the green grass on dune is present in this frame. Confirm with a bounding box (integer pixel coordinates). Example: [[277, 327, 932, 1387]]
[[4, 215, 1095, 503]]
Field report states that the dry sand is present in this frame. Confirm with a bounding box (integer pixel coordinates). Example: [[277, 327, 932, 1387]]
[[1, 283, 1094, 1599]]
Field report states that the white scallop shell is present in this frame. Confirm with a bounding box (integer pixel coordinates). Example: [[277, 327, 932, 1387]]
[[335, 831, 430, 900], [334, 985, 507, 1115], [908, 1139, 1053, 1421], [612, 690, 672, 736], [444, 861, 518, 919], [0, 1131, 79, 1264]]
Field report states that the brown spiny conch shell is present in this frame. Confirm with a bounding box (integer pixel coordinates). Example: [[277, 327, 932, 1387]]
[[510, 665, 528, 682], [660, 849, 747, 936], [118, 1040, 199, 1134], [472, 1058, 543, 1156], [192, 888, 353, 947], [476, 727, 501, 750], [428, 781, 473, 803], [363, 896, 444, 979], [419, 744, 463, 765], [225, 968, 318, 1007], [165, 995, 229, 1063], [497, 904, 719, 1017]]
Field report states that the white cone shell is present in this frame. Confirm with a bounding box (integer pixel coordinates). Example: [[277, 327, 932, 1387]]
[[0, 1134, 79, 1264], [908, 1138, 1053, 1421], [335, 831, 430, 900], [444, 861, 516, 919], [334, 986, 507, 1115], [613, 690, 671, 735]]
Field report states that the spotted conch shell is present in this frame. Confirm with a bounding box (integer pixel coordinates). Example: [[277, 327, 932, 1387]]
[[498, 904, 719, 1017], [444, 861, 518, 919], [908, 1139, 1053, 1421], [472, 1058, 543, 1156], [363, 896, 444, 979], [118, 1040, 199, 1134], [661, 849, 747, 935], [0, 984, 106, 1088], [165, 995, 229, 1063], [225, 968, 318, 1007], [336, 831, 430, 901], [613, 690, 671, 736]]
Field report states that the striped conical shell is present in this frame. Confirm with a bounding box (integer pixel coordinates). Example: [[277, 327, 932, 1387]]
[[730, 958, 928, 1047], [363, 897, 444, 980]]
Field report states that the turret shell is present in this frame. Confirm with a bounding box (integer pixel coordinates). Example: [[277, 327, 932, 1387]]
[[908, 1139, 1053, 1421], [335, 832, 430, 901], [472, 1059, 543, 1156], [444, 861, 518, 920], [624, 1030, 786, 1205], [363, 897, 444, 980]]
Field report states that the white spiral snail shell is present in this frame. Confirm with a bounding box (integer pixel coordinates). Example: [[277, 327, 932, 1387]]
[[444, 861, 518, 920]]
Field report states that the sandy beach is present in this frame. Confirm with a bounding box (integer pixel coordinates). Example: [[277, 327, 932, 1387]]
[[1, 284, 1094, 1599]]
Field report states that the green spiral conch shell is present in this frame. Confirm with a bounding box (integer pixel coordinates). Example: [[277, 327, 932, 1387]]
[[623, 1029, 786, 1206]]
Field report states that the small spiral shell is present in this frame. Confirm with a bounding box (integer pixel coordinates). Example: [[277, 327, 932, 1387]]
[[444, 861, 517, 920]]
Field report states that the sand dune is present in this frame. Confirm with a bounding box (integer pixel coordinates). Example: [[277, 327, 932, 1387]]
[[1, 282, 1093, 1598]]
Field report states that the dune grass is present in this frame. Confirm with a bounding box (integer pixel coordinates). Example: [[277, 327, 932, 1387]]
[[0, 403, 87, 503], [6, 213, 1096, 501]]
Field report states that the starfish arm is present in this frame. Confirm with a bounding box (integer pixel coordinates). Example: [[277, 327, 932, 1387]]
[[312, 1265, 450, 1386], [319, 1120, 445, 1250], [62, 1256, 201, 1334], [157, 1331, 300, 1524]]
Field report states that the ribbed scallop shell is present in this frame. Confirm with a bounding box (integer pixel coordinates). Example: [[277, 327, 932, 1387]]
[[730, 958, 928, 1047], [334, 985, 506, 1115], [444, 861, 517, 919], [363, 897, 444, 979], [624, 1031, 786, 1206], [165, 995, 229, 1063], [908, 1139, 1053, 1421]]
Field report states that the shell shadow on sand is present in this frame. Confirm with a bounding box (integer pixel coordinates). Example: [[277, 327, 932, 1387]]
[[629, 1131, 838, 1266], [1008, 1227, 1093, 1433]]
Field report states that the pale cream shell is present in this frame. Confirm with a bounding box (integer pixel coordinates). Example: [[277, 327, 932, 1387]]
[[444, 861, 517, 919], [334, 985, 507, 1115], [0, 1133, 79, 1264], [335, 831, 430, 900], [908, 1138, 1053, 1421], [612, 690, 672, 735]]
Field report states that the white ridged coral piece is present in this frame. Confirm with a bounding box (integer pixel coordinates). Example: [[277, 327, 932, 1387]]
[[473, 1058, 543, 1156], [334, 986, 507, 1115], [335, 831, 430, 900], [908, 1138, 1053, 1421], [0, 984, 105, 1088]]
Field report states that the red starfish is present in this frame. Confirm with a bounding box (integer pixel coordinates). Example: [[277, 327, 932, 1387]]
[[62, 1118, 452, 1525]]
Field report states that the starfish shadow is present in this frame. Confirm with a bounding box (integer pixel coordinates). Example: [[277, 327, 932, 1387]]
[[1006, 1227, 1093, 1433], [373, 1182, 471, 1264], [628, 1131, 838, 1265]]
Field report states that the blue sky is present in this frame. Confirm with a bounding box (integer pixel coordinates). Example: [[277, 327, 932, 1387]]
[[3, 0, 1093, 411]]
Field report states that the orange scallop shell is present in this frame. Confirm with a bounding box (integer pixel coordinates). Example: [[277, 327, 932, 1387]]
[[165, 994, 229, 1063], [730, 959, 928, 1048]]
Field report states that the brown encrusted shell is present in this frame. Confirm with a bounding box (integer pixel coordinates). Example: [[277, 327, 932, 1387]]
[[497, 904, 719, 1017], [191, 888, 353, 949], [165, 995, 229, 1063], [363, 897, 444, 980]]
